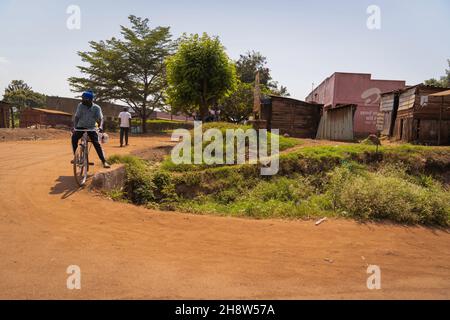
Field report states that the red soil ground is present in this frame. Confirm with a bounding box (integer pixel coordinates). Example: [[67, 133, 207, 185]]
[[0, 134, 449, 299]]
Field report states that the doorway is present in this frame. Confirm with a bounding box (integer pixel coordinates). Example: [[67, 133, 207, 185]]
[[399, 119, 404, 140], [389, 93, 400, 137]]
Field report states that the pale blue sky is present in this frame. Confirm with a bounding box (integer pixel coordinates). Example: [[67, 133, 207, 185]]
[[0, 0, 449, 100]]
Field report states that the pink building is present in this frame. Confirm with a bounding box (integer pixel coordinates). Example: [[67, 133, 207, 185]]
[[305, 72, 406, 137]]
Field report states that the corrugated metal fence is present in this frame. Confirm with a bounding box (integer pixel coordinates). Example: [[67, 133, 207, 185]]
[[316, 105, 356, 141]]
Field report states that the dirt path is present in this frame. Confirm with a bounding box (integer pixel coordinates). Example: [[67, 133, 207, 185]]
[[0, 136, 449, 299]]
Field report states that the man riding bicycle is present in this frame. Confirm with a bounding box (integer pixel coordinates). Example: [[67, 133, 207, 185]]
[[71, 90, 111, 169]]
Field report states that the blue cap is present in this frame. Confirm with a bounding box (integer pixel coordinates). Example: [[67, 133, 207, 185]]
[[81, 90, 95, 101]]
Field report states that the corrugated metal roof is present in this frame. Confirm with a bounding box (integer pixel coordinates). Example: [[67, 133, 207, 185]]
[[268, 94, 322, 106], [31, 108, 72, 116], [381, 86, 413, 96], [381, 84, 449, 96], [429, 89, 450, 97]]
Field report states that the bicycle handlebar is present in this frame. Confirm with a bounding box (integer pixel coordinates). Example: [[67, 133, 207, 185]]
[[74, 129, 99, 132]]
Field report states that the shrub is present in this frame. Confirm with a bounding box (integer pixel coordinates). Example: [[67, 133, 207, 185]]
[[104, 119, 118, 132], [331, 168, 450, 226], [214, 188, 242, 204], [106, 188, 126, 202], [249, 176, 314, 203], [125, 162, 156, 205], [108, 155, 156, 204], [152, 171, 178, 202]]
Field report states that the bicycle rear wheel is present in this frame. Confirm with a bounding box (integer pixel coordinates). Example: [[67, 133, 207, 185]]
[[73, 144, 88, 186]]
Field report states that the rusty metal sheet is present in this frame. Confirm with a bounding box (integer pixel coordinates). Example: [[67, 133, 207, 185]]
[[316, 105, 355, 141]]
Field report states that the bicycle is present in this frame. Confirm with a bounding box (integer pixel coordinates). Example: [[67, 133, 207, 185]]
[[73, 129, 97, 187]]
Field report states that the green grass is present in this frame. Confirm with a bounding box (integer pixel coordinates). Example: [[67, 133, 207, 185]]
[[108, 139, 450, 226], [161, 122, 300, 172], [333, 168, 449, 225], [200, 122, 300, 151], [109, 154, 148, 167], [173, 164, 450, 224], [105, 188, 128, 203]]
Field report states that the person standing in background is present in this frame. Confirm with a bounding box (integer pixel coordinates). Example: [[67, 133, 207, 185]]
[[118, 107, 132, 147]]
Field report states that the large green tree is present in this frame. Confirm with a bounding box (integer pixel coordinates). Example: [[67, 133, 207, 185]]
[[3, 80, 46, 128], [68, 15, 174, 133], [424, 59, 450, 88], [219, 81, 253, 123], [217, 51, 290, 123], [235, 51, 289, 97], [165, 33, 237, 120], [236, 51, 272, 86]]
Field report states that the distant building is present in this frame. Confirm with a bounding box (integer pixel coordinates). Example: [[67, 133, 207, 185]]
[[46, 97, 193, 123], [0, 101, 11, 128], [306, 72, 406, 140], [149, 110, 193, 122], [20, 108, 73, 128], [379, 84, 450, 145], [259, 95, 322, 138], [45, 96, 126, 122]]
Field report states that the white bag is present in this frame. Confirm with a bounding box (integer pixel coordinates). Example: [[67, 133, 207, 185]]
[[100, 133, 109, 144]]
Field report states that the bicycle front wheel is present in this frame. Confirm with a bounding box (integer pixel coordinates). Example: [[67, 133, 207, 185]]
[[73, 145, 88, 186]]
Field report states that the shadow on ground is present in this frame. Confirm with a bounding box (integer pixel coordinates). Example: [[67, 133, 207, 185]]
[[50, 176, 90, 199]]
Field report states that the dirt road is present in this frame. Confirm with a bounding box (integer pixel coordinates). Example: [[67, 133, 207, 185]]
[[0, 135, 449, 299]]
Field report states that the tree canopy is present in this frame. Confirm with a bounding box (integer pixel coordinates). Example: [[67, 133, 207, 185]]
[[236, 51, 272, 86], [424, 59, 450, 88], [3, 80, 46, 109], [217, 51, 290, 123], [3, 80, 46, 128], [219, 81, 253, 123], [165, 33, 237, 120], [68, 15, 174, 132], [235, 51, 289, 97]]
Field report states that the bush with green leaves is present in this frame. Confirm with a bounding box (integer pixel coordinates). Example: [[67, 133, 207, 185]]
[[331, 167, 450, 225], [108, 155, 153, 204]]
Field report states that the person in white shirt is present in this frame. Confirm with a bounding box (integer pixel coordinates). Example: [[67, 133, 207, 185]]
[[118, 107, 132, 147]]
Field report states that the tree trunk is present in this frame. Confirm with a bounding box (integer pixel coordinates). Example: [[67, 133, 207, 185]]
[[199, 101, 208, 121], [200, 80, 209, 121], [140, 105, 147, 134], [10, 107, 15, 129], [141, 115, 147, 134], [141, 100, 148, 134]]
